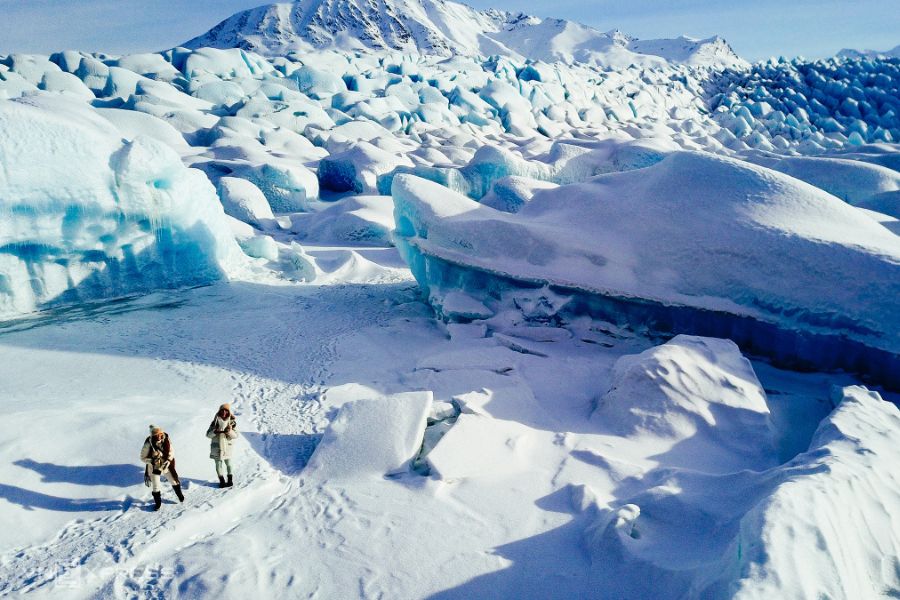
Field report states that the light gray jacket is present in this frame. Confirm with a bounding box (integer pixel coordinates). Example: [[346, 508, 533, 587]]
[[206, 415, 238, 460]]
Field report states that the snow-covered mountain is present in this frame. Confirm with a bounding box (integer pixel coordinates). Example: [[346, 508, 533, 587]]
[[183, 0, 747, 68], [838, 44, 900, 59]]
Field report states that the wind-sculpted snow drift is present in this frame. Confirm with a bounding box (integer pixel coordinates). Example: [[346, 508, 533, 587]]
[[0, 96, 241, 318], [392, 152, 900, 387], [581, 339, 900, 598]]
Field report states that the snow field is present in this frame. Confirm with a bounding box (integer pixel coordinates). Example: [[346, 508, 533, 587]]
[[0, 15, 899, 599]]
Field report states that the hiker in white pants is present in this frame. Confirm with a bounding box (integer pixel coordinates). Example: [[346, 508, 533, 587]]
[[206, 403, 238, 488], [140, 425, 185, 510]]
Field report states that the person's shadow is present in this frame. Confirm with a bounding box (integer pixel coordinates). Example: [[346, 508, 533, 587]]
[[0, 459, 147, 513], [14, 459, 142, 487]]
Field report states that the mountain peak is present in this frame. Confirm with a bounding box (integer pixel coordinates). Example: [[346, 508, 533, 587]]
[[184, 0, 746, 69]]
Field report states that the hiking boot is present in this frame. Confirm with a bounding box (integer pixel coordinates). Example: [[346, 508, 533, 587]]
[[218, 476, 227, 489], [152, 492, 162, 511], [173, 485, 184, 503], [226, 474, 234, 488]]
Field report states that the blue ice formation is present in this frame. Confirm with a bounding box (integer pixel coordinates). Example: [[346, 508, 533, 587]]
[[392, 152, 900, 389], [0, 96, 241, 319]]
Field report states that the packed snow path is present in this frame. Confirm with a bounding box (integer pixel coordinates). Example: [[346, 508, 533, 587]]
[[0, 276, 440, 597]]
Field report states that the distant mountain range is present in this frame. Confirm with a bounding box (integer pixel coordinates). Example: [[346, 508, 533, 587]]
[[184, 0, 747, 69], [838, 44, 900, 59]]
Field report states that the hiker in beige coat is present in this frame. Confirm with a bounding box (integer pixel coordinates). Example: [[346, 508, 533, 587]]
[[140, 425, 184, 511], [206, 403, 238, 488]]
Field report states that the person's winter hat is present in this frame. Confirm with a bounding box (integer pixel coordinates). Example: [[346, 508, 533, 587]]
[[149, 425, 163, 435], [219, 403, 231, 412]]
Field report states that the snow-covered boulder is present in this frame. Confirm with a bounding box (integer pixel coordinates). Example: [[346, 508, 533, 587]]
[[0, 96, 242, 318], [306, 392, 433, 480], [291, 195, 395, 244], [217, 176, 275, 227]]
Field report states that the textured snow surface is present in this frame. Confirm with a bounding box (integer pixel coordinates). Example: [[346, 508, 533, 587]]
[[0, 96, 241, 318], [592, 336, 777, 473], [0, 8, 899, 598], [581, 355, 900, 599]]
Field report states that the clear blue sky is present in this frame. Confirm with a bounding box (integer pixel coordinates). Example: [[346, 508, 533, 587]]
[[0, 0, 897, 61]]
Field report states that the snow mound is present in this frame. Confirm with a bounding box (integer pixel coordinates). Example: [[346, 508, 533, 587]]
[[715, 385, 900, 598], [392, 151, 900, 386], [753, 154, 900, 208], [593, 335, 776, 473], [0, 96, 242, 318], [581, 369, 900, 598], [306, 391, 432, 480], [291, 195, 395, 245]]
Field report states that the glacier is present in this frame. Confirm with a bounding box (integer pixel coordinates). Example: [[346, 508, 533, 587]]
[[0, 1, 899, 597]]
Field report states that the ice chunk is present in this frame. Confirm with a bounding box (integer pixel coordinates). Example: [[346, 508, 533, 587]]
[[4, 54, 61, 86], [182, 47, 274, 80], [39, 71, 93, 99], [0, 71, 38, 98], [74, 56, 109, 94], [239, 234, 279, 261], [0, 96, 242, 318], [306, 392, 433, 480], [217, 177, 275, 227], [232, 162, 319, 213], [292, 65, 347, 99], [111, 53, 181, 81], [317, 141, 414, 194], [392, 151, 900, 387]]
